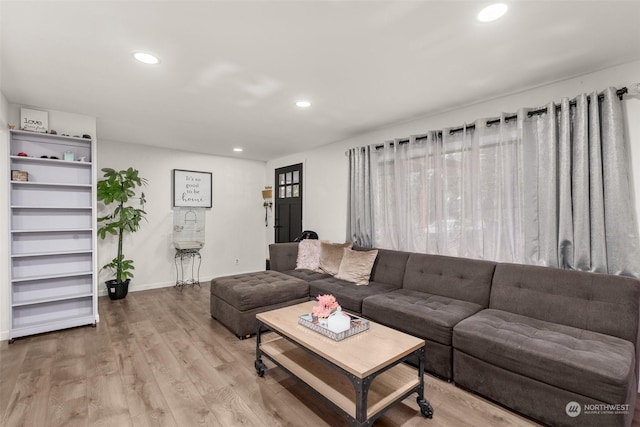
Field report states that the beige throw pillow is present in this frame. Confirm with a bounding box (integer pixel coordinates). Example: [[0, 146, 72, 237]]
[[318, 242, 353, 275], [336, 248, 379, 285]]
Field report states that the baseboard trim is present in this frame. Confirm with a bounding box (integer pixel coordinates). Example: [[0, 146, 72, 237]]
[[97, 276, 216, 296]]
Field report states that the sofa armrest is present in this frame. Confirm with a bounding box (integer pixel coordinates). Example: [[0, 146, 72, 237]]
[[269, 242, 299, 272]]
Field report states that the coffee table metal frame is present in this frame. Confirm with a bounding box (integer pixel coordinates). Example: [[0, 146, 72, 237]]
[[254, 318, 433, 426]]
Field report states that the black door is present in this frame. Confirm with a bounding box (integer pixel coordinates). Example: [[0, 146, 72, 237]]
[[274, 163, 303, 243]]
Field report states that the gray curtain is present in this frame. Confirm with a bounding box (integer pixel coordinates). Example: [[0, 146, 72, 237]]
[[348, 86, 640, 276], [347, 146, 373, 246], [522, 87, 640, 275], [368, 127, 525, 261]]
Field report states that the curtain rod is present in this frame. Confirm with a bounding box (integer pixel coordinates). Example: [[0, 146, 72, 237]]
[[375, 86, 629, 149]]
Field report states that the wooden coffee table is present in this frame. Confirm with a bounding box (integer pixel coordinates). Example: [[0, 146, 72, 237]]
[[254, 301, 433, 426]]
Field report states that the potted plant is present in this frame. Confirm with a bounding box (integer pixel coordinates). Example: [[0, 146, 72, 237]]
[[97, 167, 148, 300]]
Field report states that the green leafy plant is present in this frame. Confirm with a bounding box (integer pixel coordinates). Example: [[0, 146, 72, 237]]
[[97, 167, 148, 284]]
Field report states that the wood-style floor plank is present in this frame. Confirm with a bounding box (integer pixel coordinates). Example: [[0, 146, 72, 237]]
[[47, 377, 87, 427], [111, 338, 177, 427], [130, 319, 220, 426], [87, 371, 134, 426], [2, 366, 51, 426], [1, 282, 639, 427], [202, 384, 270, 427], [0, 338, 27, 417]]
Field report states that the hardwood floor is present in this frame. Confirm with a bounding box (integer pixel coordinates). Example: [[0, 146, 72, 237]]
[[1, 283, 638, 427]]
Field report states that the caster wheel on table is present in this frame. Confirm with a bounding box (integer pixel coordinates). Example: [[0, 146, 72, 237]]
[[417, 397, 433, 418], [254, 359, 266, 377]]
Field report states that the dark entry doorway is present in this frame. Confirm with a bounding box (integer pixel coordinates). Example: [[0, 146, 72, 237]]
[[274, 163, 303, 243]]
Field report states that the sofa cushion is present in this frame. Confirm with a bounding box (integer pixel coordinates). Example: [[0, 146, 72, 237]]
[[363, 289, 484, 346], [489, 263, 640, 344], [281, 269, 331, 282], [308, 277, 398, 313], [269, 242, 299, 272], [355, 247, 411, 288], [453, 309, 636, 404], [336, 248, 378, 285], [211, 271, 309, 312], [403, 253, 496, 307]]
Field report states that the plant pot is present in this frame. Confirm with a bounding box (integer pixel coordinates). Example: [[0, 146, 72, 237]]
[[106, 279, 130, 300]]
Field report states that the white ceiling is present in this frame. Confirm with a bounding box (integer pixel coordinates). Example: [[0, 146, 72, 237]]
[[2, 1, 640, 161]]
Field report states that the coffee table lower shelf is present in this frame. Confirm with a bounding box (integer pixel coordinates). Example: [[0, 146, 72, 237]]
[[255, 334, 433, 426]]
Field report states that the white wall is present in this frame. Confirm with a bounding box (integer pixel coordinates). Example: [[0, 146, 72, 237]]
[[97, 140, 267, 294], [1, 104, 97, 340], [266, 60, 640, 246]]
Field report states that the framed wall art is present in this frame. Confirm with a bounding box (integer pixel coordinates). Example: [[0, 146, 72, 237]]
[[20, 108, 49, 133], [173, 169, 212, 208]]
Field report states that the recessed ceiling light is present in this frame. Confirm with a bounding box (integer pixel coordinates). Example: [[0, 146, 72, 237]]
[[233, 148, 243, 152], [133, 52, 160, 64], [296, 100, 311, 108], [477, 3, 508, 22]]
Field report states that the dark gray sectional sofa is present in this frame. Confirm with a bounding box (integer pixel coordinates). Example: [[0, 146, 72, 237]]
[[268, 242, 640, 427]]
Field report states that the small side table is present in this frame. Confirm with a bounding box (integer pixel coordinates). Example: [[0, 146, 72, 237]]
[[175, 248, 202, 290]]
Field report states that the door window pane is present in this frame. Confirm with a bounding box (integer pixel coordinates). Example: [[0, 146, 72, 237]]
[[292, 184, 299, 197], [286, 172, 292, 184], [293, 171, 299, 184], [286, 185, 292, 198], [279, 186, 285, 198], [279, 173, 286, 185]]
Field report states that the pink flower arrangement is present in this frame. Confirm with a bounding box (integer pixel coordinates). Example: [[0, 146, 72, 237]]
[[312, 294, 340, 319]]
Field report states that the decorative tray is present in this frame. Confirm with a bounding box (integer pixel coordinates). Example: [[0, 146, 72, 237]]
[[298, 313, 370, 341]]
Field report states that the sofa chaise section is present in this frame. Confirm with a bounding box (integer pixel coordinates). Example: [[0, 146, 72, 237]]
[[210, 270, 309, 338], [362, 253, 497, 379], [453, 263, 640, 427]]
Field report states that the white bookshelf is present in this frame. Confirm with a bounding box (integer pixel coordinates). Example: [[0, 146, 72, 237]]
[[8, 129, 97, 341]]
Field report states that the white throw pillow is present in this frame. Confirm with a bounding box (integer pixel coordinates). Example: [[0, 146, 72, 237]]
[[295, 239, 322, 271]]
